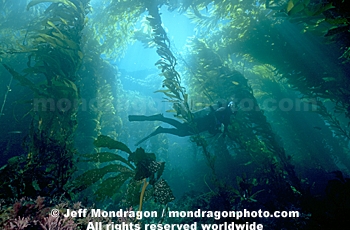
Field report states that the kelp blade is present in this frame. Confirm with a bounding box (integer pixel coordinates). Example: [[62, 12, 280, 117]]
[[93, 135, 132, 154]]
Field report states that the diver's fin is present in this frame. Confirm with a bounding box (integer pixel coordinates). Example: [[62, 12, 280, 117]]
[[128, 115, 145, 122], [135, 126, 164, 146], [135, 136, 150, 146], [128, 114, 163, 122]]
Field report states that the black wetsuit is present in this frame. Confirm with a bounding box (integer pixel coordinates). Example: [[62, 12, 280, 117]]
[[128, 105, 233, 145], [214, 106, 232, 133]]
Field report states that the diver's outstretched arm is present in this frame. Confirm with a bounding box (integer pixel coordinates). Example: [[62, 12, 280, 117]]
[[135, 126, 192, 146]]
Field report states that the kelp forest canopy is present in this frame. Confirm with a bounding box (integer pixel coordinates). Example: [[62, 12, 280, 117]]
[[0, 0, 350, 229]]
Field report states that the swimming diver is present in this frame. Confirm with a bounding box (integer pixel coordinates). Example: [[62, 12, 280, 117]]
[[128, 101, 235, 145]]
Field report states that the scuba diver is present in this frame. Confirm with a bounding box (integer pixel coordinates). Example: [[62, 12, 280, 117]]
[[128, 101, 235, 145]]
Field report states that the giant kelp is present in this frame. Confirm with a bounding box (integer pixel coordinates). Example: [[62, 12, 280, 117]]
[[75, 135, 174, 206], [184, 37, 301, 203], [87, 0, 146, 59], [136, 1, 220, 175], [145, 2, 188, 107], [76, 34, 123, 153], [248, 64, 350, 172], [0, 0, 89, 199], [188, 0, 350, 141], [267, 0, 350, 62]]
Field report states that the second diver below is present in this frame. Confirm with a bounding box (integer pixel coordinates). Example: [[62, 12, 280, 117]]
[[128, 101, 235, 146]]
